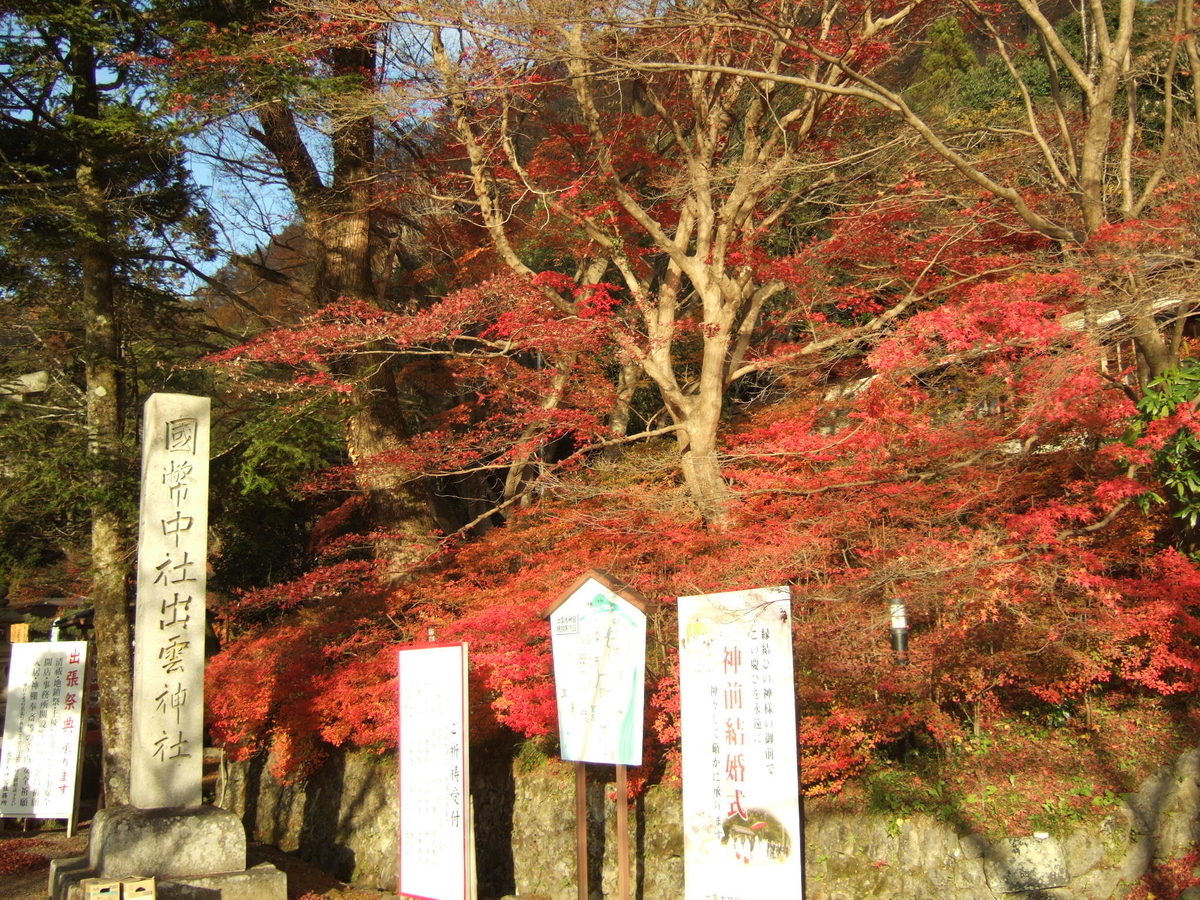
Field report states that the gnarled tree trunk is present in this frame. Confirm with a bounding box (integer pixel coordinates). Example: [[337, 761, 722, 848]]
[[250, 39, 438, 574]]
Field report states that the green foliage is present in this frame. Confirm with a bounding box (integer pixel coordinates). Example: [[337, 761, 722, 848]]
[[0, 0, 217, 599], [224, 395, 344, 497], [1130, 360, 1200, 536], [828, 696, 1197, 839], [514, 737, 554, 772], [21, 615, 54, 638], [0, 3, 211, 260], [907, 18, 980, 112], [956, 43, 1055, 111], [865, 766, 954, 822], [0, 255, 209, 579], [0, 388, 139, 573], [945, 5, 1174, 129], [0, 414, 89, 572], [208, 393, 346, 592]]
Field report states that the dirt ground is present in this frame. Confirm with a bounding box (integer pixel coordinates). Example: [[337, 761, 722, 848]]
[[0, 821, 87, 900], [0, 820, 396, 900]]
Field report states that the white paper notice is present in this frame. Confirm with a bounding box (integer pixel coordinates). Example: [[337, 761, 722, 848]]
[[0, 641, 88, 819], [548, 576, 646, 766], [398, 643, 471, 900], [678, 587, 802, 900]]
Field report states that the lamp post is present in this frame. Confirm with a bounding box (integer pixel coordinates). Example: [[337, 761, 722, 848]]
[[889, 600, 909, 666]]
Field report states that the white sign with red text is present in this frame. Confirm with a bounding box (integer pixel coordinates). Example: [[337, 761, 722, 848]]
[[0, 641, 89, 819], [678, 587, 802, 900], [398, 643, 472, 900]]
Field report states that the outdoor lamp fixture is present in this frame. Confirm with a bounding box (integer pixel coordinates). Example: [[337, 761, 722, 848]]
[[889, 599, 909, 666]]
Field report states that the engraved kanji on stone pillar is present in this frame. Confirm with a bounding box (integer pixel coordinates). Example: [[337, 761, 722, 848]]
[[130, 394, 209, 809]]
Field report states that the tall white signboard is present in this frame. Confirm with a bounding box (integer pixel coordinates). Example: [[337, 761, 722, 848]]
[[678, 587, 802, 900], [0, 641, 89, 819], [398, 643, 472, 900], [130, 393, 210, 809], [546, 570, 646, 766]]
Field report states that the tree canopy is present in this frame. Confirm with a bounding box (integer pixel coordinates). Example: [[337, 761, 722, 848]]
[[3, 0, 1200, 808]]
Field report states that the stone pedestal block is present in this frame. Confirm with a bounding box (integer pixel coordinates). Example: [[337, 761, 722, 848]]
[[156, 864, 288, 900], [51, 805, 282, 900], [55, 862, 287, 900], [984, 835, 1070, 893], [88, 805, 246, 878]]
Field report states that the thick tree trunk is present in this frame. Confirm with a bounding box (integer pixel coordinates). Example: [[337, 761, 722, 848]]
[[675, 305, 737, 521], [344, 360, 437, 574], [90, 508, 132, 807], [80, 196, 132, 808], [1129, 287, 1177, 388], [621, 312, 734, 521], [501, 353, 578, 505], [677, 425, 729, 521], [84, 269, 133, 808], [74, 41, 132, 808], [603, 361, 643, 459], [254, 40, 438, 575], [675, 373, 731, 523]]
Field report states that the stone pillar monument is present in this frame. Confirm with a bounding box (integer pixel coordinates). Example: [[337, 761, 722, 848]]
[[130, 393, 208, 809], [51, 394, 286, 900]]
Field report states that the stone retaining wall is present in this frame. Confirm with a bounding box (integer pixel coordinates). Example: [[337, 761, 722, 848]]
[[216, 744, 1200, 899]]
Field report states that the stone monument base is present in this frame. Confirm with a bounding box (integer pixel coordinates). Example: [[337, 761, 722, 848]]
[[50, 858, 287, 900], [50, 805, 287, 900]]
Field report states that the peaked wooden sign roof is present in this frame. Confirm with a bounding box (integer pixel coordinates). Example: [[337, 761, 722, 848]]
[[540, 568, 650, 619]]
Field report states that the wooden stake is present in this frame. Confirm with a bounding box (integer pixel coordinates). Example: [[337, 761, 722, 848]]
[[575, 761, 588, 900], [616, 764, 629, 900], [66, 645, 92, 839], [469, 794, 479, 900]]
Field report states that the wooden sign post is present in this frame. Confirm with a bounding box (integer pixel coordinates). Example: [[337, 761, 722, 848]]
[[543, 570, 649, 900]]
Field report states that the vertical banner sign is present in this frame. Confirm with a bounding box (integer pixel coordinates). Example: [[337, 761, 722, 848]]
[[130, 393, 210, 809], [545, 570, 647, 765], [398, 643, 471, 900], [0, 642, 89, 819], [678, 587, 802, 900]]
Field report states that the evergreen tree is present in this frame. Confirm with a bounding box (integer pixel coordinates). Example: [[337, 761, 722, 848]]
[[0, 0, 210, 804]]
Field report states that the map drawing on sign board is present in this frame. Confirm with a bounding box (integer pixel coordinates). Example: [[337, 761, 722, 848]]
[[544, 570, 648, 767]]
